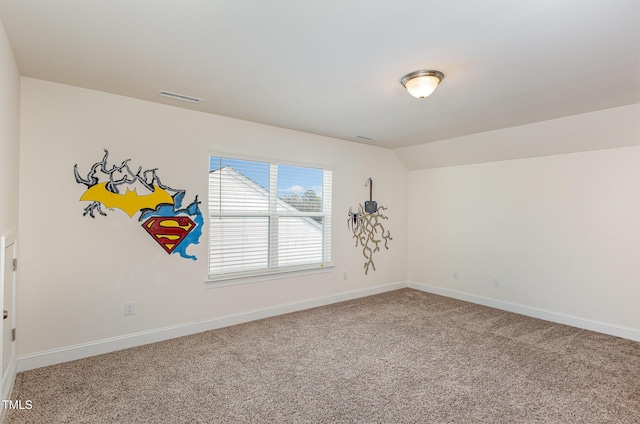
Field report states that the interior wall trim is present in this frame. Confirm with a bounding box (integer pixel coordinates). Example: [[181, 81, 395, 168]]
[[16, 281, 406, 372], [0, 358, 16, 422], [17, 280, 638, 373], [408, 281, 640, 342], [1, 234, 18, 422]]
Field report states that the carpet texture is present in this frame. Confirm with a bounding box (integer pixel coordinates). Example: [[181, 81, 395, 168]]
[[6, 289, 640, 423]]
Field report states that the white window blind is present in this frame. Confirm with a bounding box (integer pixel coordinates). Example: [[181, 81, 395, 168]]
[[208, 155, 332, 281]]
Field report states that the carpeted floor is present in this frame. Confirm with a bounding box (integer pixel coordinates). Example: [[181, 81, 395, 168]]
[[5, 289, 640, 423]]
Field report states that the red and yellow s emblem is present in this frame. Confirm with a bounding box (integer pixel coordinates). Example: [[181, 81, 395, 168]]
[[142, 216, 195, 254]]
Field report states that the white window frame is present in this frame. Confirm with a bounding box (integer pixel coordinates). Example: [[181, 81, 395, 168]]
[[206, 151, 333, 285]]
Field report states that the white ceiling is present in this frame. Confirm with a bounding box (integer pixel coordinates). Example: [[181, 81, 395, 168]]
[[1, 0, 639, 149]]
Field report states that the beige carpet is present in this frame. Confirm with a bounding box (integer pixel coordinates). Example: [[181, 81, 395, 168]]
[[6, 289, 640, 423]]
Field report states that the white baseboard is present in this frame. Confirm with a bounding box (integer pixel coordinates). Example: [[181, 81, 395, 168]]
[[17, 281, 406, 372], [0, 358, 17, 422], [16, 280, 639, 373], [2, 359, 16, 398], [408, 281, 640, 342]]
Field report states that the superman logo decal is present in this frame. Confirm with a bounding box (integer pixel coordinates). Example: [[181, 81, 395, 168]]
[[142, 216, 196, 254], [75, 149, 203, 260]]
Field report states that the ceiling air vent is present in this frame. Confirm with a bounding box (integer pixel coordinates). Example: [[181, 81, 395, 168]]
[[354, 135, 375, 141], [158, 90, 202, 104]]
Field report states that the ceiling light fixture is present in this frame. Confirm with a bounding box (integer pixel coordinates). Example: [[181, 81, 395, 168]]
[[400, 70, 444, 99]]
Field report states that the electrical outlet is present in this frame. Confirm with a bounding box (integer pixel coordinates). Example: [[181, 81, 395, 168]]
[[124, 301, 135, 316], [342, 271, 348, 280], [453, 270, 460, 279], [492, 277, 500, 286]]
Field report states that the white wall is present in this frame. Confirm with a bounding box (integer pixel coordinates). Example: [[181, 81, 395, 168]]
[[0, 16, 20, 237], [17, 78, 408, 363], [407, 140, 640, 335]]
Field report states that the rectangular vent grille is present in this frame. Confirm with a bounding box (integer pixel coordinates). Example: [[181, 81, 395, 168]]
[[354, 135, 375, 141], [159, 90, 202, 103]]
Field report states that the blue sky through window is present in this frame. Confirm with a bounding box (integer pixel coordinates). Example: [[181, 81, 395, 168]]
[[210, 156, 269, 188], [210, 156, 323, 199], [277, 164, 323, 199]]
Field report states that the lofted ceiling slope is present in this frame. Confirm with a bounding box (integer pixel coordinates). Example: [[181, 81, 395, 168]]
[[0, 0, 639, 149]]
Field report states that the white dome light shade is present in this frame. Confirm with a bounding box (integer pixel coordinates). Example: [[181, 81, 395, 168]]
[[400, 70, 444, 99]]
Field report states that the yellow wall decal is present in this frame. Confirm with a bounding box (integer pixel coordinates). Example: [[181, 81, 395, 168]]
[[79, 182, 174, 218], [74, 149, 203, 260]]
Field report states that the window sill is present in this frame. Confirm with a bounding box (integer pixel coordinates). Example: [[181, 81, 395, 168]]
[[205, 264, 335, 289]]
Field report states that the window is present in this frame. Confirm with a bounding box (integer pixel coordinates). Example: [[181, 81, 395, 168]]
[[208, 154, 332, 281]]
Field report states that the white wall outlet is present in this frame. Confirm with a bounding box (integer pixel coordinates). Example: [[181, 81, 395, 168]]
[[492, 277, 500, 286], [453, 270, 460, 279], [124, 301, 135, 316], [342, 271, 348, 280]]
